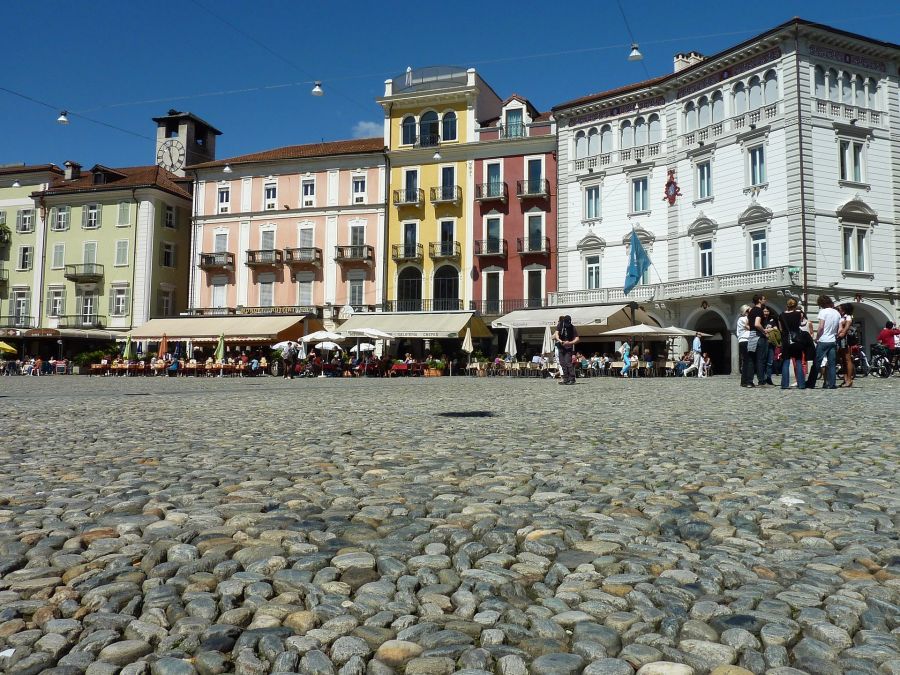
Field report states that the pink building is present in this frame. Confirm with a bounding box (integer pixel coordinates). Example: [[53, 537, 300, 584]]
[[188, 139, 385, 323]]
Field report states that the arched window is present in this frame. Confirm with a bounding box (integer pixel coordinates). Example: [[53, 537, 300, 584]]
[[620, 120, 634, 149], [764, 70, 778, 104], [867, 78, 878, 109], [441, 111, 457, 141], [814, 66, 826, 99], [397, 267, 422, 311], [587, 128, 600, 155], [648, 115, 661, 144], [684, 102, 697, 132], [419, 111, 439, 146], [634, 117, 647, 146], [600, 125, 613, 153], [840, 72, 852, 104], [733, 83, 747, 115], [698, 97, 711, 128], [854, 75, 865, 107], [711, 92, 724, 123], [748, 76, 762, 109], [574, 131, 587, 159], [827, 68, 839, 101], [401, 116, 416, 145], [433, 265, 460, 311]]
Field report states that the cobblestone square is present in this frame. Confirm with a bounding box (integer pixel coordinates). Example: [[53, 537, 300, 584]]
[[0, 376, 898, 675]]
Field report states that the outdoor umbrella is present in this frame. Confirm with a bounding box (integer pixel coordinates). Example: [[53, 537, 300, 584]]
[[316, 341, 343, 351], [302, 330, 344, 343], [0, 340, 16, 354], [214, 334, 225, 361], [504, 327, 518, 360], [271, 340, 291, 351], [157, 334, 169, 358], [662, 325, 712, 337], [122, 335, 136, 360], [541, 325, 553, 356], [349, 343, 375, 353], [462, 327, 473, 358]]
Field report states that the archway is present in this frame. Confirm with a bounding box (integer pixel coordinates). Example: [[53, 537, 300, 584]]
[[433, 265, 460, 311], [842, 300, 893, 352], [397, 267, 422, 311], [693, 310, 731, 374]]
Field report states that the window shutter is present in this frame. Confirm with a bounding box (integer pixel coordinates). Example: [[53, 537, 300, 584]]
[[95, 205, 102, 228], [119, 202, 129, 225], [46, 289, 54, 314], [49, 207, 57, 229], [108, 291, 116, 315], [124, 287, 131, 316], [16, 210, 22, 231], [170, 245, 176, 267]]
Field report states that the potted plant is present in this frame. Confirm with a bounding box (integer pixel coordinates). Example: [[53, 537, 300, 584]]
[[424, 358, 445, 377]]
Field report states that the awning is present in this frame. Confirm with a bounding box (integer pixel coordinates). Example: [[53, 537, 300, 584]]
[[126, 315, 322, 343], [338, 311, 492, 339], [492, 304, 656, 337], [22, 328, 122, 340]]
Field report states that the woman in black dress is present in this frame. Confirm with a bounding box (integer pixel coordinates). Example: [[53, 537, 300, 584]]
[[779, 298, 806, 389]]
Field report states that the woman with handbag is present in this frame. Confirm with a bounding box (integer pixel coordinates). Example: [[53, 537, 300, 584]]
[[778, 298, 806, 389]]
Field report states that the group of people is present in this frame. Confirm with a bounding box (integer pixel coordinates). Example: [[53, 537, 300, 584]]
[[737, 293, 857, 390], [1, 356, 67, 376]]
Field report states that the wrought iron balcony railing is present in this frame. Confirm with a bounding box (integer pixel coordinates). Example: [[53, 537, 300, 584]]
[[391, 243, 423, 262], [429, 241, 460, 259], [516, 178, 549, 198], [430, 185, 461, 204], [58, 314, 105, 329], [382, 299, 463, 312], [0, 315, 34, 328], [475, 183, 508, 202], [414, 134, 440, 148], [393, 188, 424, 206], [470, 298, 547, 315], [500, 123, 527, 139], [473, 239, 508, 257], [517, 236, 551, 255]]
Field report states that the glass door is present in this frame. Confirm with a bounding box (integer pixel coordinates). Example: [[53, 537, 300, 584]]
[[486, 217, 501, 254], [527, 159, 543, 194], [527, 214, 543, 252], [440, 166, 454, 201], [403, 222, 417, 258], [505, 108, 523, 138], [527, 270, 542, 307], [487, 163, 501, 197], [440, 220, 454, 256], [485, 272, 500, 315]]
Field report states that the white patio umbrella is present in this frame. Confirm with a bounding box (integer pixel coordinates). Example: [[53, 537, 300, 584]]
[[303, 330, 344, 343], [461, 327, 473, 359], [316, 341, 343, 351], [271, 340, 291, 351], [350, 342, 375, 353], [504, 327, 518, 360], [541, 325, 553, 356]]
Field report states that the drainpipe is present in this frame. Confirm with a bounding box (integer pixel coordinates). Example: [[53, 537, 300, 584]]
[[130, 188, 139, 329], [794, 25, 810, 311], [382, 103, 392, 312], [187, 169, 199, 311], [36, 196, 49, 329]]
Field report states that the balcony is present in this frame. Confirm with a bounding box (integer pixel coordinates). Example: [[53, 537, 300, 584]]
[[284, 247, 322, 267], [382, 299, 463, 312], [58, 314, 105, 329], [429, 241, 460, 260], [335, 245, 375, 265], [517, 236, 551, 255], [813, 99, 881, 126], [471, 298, 546, 316], [430, 185, 461, 204], [198, 252, 235, 271], [392, 243, 423, 262], [64, 264, 104, 283], [414, 134, 440, 148], [473, 239, 508, 257], [571, 143, 662, 174], [475, 183, 508, 202], [246, 249, 284, 267], [393, 188, 424, 207], [517, 178, 549, 199], [500, 123, 527, 139], [0, 315, 34, 328], [548, 265, 797, 306]]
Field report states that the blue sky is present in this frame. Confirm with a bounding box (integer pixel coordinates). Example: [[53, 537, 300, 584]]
[[2, 0, 898, 168]]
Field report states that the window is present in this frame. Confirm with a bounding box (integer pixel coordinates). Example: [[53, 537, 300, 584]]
[[486, 163, 502, 197], [586, 255, 601, 290], [698, 98, 710, 128], [867, 77, 878, 109], [749, 76, 762, 110], [442, 111, 457, 141], [260, 229, 275, 251], [733, 83, 747, 115], [83, 241, 97, 265], [764, 70, 778, 105], [52, 243, 65, 269], [439, 220, 454, 256], [0, 211, 5, 226], [115, 240, 129, 266], [574, 132, 587, 159], [750, 230, 768, 270], [842, 226, 868, 272], [601, 125, 613, 152], [631, 177, 649, 213], [264, 182, 277, 210], [584, 185, 600, 220], [299, 227, 314, 248], [620, 121, 634, 149], [401, 116, 417, 145], [52, 206, 70, 231], [118, 202, 130, 226], [214, 232, 228, 253], [164, 205, 176, 229], [504, 108, 524, 138], [259, 278, 274, 307], [684, 103, 697, 132], [350, 224, 365, 247], [16, 209, 33, 233], [484, 271, 501, 313], [349, 278, 364, 306], [748, 146, 766, 186], [402, 221, 417, 257], [157, 289, 174, 317], [110, 286, 130, 316], [827, 68, 839, 101], [47, 287, 65, 317], [711, 94, 724, 124], [527, 214, 543, 251], [439, 166, 455, 200], [839, 140, 865, 183], [83, 204, 101, 229], [485, 216, 501, 253], [12, 290, 30, 324], [699, 240, 713, 277], [697, 161, 712, 200], [218, 187, 230, 213], [296, 273, 313, 306], [419, 111, 439, 146], [211, 280, 227, 308], [841, 72, 852, 104], [160, 242, 176, 268], [302, 179, 315, 207], [814, 66, 826, 99], [352, 176, 366, 204], [17, 245, 33, 270]]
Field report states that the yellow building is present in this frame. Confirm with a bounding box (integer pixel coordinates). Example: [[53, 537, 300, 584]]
[[378, 67, 501, 312]]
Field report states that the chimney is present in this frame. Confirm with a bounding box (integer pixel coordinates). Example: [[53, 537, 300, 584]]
[[63, 161, 81, 180], [674, 51, 705, 73]]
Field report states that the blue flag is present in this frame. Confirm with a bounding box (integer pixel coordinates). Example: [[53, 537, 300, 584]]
[[623, 229, 651, 295]]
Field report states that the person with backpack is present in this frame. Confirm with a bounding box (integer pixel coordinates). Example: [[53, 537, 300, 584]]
[[552, 315, 579, 385], [282, 341, 297, 380]]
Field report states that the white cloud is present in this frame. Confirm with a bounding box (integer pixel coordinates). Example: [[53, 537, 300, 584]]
[[352, 120, 382, 139]]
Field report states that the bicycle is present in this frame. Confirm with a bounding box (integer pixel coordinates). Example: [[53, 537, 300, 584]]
[[869, 344, 893, 378]]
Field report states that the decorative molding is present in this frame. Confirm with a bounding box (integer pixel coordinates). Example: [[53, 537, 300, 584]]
[[688, 212, 719, 238]]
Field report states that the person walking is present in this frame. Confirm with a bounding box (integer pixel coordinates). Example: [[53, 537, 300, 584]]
[[837, 303, 855, 387], [778, 298, 806, 389], [682, 332, 703, 377], [552, 315, 579, 385], [620, 340, 631, 378], [743, 294, 769, 387], [736, 305, 750, 386], [806, 295, 840, 390], [282, 341, 296, 380]]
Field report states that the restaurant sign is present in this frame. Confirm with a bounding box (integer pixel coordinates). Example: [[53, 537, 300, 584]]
[[0, 328, 20, 337], [676, 47, 782, 99], [23, 328, 60, 337], [809, 44, 886, 73]]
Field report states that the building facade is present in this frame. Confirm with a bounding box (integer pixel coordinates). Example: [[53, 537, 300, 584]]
[[188, 139, 386, 324], [553, 18, 900, 372]]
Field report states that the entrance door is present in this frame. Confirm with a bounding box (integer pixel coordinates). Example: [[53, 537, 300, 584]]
[[440, 220, 454, 256], [80, 292, 96, 326], [397, 267, 422, 311], [526, 270, 542, 308], [526, 159, 543, 194], [485, 271, 500, 314], [440, 166, 455, 201], [433, 265, 459, 311], [403, 222, 417, 258], [487, 163, 501, 197]]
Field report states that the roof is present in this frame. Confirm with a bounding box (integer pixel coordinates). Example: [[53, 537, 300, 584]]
[[493, 304, 656, 336], [127, 315, 321, 343], [151, 109, 223, 136], [339, 311, 492, 339], [0, 164, 63, 177], [34, 165, 192, 200], [188, 137, 386, 170], [553, 16, 900, 113]]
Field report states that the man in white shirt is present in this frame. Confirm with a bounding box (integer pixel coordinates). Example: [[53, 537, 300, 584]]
[[736, 305, 750, 386], [682, 332, 703, 377], [806, 294, 840, 390]]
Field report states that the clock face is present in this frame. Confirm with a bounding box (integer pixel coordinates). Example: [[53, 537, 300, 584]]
[[157, 139, 186, 172]]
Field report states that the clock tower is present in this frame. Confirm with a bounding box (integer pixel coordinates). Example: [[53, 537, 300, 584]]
[[152, 109, 222, 176]]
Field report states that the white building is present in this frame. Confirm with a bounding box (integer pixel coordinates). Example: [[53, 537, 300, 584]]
[[552, 18, 899, 372]]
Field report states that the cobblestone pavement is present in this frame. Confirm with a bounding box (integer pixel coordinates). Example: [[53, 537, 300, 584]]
[[0, 375, 898, 675]]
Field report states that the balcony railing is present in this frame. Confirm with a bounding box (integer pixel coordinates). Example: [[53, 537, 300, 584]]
[[573, 144, 662, 172], [813, 99, 881, 126], [475, 183, 508, 202], [548, 265, 797, 306], [517, 178, 549, 198], [430, 185, 461, 204], [517, 236, 551, 255], [500, 123, 527, 139], [64, 264, 104, 282], [414, 134, 440, 148], [429, 241, 460, 259], [392, 243, 423, 262], [0, 315, 34, 328], [198, 252, 235, 271], [393, 188, 424, 207], [58, 314, 105, 329], [382, 299, 463, 312], [246, 249, 283, 266], [335, 245, 375, 264], [473, 239, 508, 257], [284, 247, 322, 267], [470, 298, 547, 316]]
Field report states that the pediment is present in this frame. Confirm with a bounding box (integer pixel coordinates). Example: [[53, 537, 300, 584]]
[[837, 196, 877, 224], [688, 213, 718, 237], [577, 233, 606, 250], [621, 226, 655, 246], [738, 203, 773, 226]]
